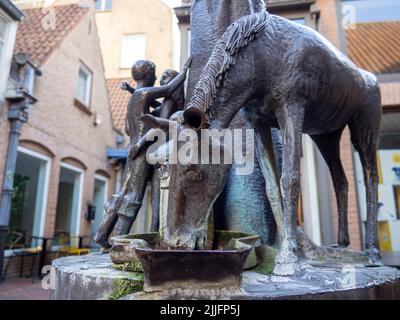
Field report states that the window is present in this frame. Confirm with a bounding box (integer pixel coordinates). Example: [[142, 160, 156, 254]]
[[95, 0, 112, 11], [6, 147, 51, 250], [55, 164, 84, 246], [0, 12, 11, 102], [0, 15, 7, 60], [76, 63, 92, 107], [291, 18, 306, 25], [120, 34, 146, 69]]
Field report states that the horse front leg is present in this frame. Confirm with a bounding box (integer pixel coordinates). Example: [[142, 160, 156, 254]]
[[274, 103, 305, 275]]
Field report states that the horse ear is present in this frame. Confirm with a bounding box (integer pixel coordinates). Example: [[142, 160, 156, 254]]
[[183, 107, 205, 130], [141, 114, 173, 132]]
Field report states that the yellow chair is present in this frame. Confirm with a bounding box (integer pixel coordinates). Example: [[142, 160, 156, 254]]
[[56, 233, 90, 257]]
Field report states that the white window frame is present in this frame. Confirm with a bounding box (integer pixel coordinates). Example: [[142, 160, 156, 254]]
[[4, 146, 52, 254], [300, 136, 322, 245], [92, 174, 109, 231], [59, 162, 85, 238], [17, 147, 52, 239], [120, 34, 146, 69], [94, 174, 109, 203], [76, 62, 92, 107], [95, 0, 113, 11], [0, 10, 17, 104]]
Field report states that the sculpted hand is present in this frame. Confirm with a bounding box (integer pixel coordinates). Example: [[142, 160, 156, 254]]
[[183, 56, 193, 73], [121, 82, 129, 91]]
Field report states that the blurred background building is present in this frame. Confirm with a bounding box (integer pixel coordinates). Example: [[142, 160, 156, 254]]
[[0, 0, 399, 281]]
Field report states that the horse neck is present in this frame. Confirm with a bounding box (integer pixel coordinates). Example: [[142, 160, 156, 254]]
[[188, 0, 265, 101], [208, 78, 252, 131]]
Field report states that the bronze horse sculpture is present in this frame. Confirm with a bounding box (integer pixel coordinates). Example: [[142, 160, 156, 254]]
[[143, 10, 382, 275]]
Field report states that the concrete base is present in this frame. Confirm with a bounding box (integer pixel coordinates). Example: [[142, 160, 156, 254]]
[[51, 254, 144, 300], [51, 253, 400, 300]]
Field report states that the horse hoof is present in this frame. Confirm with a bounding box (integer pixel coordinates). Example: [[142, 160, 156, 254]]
[[366, 248, 383, 267], [337, 242, 350, 249], [96, 238, 112, 251], [100, 247, 111, 254], [273, 262, 299, 276]]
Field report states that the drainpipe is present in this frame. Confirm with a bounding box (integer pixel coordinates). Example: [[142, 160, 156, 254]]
[[0, 53, 41, 281]]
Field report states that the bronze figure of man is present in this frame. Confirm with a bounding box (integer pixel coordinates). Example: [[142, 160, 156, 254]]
[[95, 59, 191, 249]]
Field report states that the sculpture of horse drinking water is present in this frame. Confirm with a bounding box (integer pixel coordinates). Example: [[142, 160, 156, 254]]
[[143, 10, 382, 275]]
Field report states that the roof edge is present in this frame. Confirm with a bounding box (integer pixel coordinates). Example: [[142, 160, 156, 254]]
[[174, 1, 315, 23], [267, 0, 314, 10], [0, 0, 25, 21], [30, 5, 90, 66]]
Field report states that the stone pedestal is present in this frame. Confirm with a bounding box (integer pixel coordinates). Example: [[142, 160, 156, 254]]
[[51, 254, 400, 300], [51, 254, 144, 300]]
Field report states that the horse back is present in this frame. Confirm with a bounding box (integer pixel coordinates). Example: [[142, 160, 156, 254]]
[[261, 17, 374, 134]]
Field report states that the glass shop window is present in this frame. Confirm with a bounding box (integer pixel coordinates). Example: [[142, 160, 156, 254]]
[[76, 63, 92, 107], [120, 34, 146, 69], [95, 0, 113, 11]]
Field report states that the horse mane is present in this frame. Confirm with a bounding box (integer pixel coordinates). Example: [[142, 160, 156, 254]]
[[187, 11, 270, 120]]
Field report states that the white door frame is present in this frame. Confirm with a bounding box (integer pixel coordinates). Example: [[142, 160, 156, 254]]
[[60, 162, 84, 237], [301, 136, 322, 245], [17, 146, 51, 239], [93, 174, 108, 236], [94, 174, 108, 221], [94, 174, 109, 202]]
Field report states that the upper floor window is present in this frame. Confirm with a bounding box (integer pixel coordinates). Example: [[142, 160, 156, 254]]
[[95, 0, 113, 11], [0, 12, 11, 103], [76, 62, 92, 107], [120, 34, 146, 69], [0, 15, 7, 59], [291, 18, 306, 25]]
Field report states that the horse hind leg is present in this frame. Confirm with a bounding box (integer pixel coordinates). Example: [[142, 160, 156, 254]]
[[310, 127, 349, 247], [254, 127, 285, 245], [349, 99, 382, 265]]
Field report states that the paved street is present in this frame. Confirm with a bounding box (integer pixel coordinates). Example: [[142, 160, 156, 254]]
[[0, 278, 50, 300]]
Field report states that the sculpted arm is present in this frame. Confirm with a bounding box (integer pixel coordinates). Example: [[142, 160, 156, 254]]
[[141, 57, 192, 102]]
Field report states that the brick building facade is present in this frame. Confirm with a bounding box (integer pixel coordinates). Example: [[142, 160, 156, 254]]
[[0, 4, 119, 278]]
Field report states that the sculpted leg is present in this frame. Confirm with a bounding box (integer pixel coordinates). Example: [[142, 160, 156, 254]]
[[349, 100, 382, 265], [94, 195, 119, 249], [274, 103, 305, 275], [113, 192, 143, 236], [311, 128, 349, 247], [95, 151, 135, 248], [113, 158, 150, 237], [150, 170, 161, 232], [254, 127, 284, 245]]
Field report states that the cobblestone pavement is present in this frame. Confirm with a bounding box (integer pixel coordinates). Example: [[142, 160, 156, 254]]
[[0, 278, 50, 300]]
